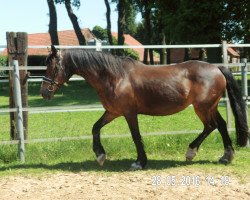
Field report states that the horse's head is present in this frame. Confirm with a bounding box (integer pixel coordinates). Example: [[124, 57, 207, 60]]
[[40, 45, 68, 100]]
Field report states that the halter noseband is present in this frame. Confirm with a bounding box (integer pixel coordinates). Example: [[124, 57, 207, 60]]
[[42, 76, 60, 91]]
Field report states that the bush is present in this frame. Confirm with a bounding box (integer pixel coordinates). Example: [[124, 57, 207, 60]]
[[28, 55, 47, 76], [0, 55, 8, 77], [124, 48, 139, 60]]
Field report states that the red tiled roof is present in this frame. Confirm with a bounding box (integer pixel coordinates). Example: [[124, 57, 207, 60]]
[[3, 28, 95, 56], [227, 47, 240, 57], [2, 29, 240, 62]]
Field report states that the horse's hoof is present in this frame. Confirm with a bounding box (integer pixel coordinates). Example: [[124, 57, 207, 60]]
[[185, 147, 197, 161], [130, 162, 143, 171], [219, 157, 230, 165], [97, 154, 106, 166], [219, 147, 234, 165]]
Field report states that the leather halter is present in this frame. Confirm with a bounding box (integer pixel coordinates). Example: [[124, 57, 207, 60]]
[[42, 55, 64, 92]]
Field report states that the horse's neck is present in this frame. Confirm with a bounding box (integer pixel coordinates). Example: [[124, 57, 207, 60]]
[[76, 68, 118, 93]]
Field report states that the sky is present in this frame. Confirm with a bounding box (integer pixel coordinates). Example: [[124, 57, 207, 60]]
[[0, 0, 120, 46]]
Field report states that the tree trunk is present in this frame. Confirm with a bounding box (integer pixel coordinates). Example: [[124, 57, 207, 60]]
[[158, 13, 166, 65], [143, 49, 148, 64], [149, 49, 154, 64], [143, 0, 153, 64], [199, 48, 207, 61], [117, 0, 126, 56], [65, 0, 86, 45], [160, 33, 167, 64], [104, 0, 115, 54], [167, 48, 171, 64], [184, 48, 192, 61], [47, 0, 59, 45]]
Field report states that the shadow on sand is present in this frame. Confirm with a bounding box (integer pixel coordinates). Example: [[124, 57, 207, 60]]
[[0, 159, 219, 173]]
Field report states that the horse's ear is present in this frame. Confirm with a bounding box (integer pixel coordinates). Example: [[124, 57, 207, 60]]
[[51, 45, 58, 55]]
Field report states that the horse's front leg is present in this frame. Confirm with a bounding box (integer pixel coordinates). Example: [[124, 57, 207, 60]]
[[125, 113, 147, 170], [92, 111, 117, 166]]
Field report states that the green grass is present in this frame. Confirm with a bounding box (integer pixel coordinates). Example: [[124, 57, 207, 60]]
[[0, 81, 249, 178], [0, 134, 249, 179], [0, 81, 100, 108]]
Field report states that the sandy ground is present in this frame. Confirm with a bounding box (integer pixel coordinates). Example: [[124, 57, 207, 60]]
[[0, 169, 249, 200]]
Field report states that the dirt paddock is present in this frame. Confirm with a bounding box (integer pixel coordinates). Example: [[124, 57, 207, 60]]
[[0, 168, 249, 200]]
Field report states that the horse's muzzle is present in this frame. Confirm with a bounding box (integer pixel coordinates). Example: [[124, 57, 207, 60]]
[[40, 88, 54, 100]]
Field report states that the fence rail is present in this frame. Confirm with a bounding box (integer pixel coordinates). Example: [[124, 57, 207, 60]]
[[1, 62, 249, 71], [1, 129, 238, 145]]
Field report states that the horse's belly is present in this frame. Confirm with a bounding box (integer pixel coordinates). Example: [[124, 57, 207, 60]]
[[137, 95, 191, 116]]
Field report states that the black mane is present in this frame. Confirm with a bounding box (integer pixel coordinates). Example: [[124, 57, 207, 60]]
[[64, 49, 136, 77]]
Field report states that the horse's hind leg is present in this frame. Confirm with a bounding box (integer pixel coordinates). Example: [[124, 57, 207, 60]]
[[125, 113, 147, 170], [92, 111, 118, 166], [186, 107, 216, 161], [215, 111, 234, 164], [186, 126, 215, 161]]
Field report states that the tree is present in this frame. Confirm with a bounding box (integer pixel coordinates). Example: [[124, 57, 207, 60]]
[[92, 25, 108, 41], [56, 0, 86, 45], [162, 0, 223, 63], [124, 2, 137, 36], [104, 0, 115, 54], [92, 26, 139, 59], [47, 0, 59, 45], [135, 0, 154, 64], [117, 0, 126, 55], [223, 0, 250, 58]]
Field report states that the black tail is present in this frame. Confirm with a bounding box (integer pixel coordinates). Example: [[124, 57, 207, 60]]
[[218, 66, 249, 146]]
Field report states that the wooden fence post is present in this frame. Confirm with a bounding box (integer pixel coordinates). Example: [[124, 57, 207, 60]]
[[6, 32, 16, 139], [6, 32, 28, 140]]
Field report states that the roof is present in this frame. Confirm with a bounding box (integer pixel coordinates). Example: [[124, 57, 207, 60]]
[[227, 47, 240, 57], [3, 28, 95, 56], [2, 29, 240, 61]]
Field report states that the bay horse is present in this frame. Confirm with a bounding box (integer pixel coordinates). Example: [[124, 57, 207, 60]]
[[40, 45, 249, 170]]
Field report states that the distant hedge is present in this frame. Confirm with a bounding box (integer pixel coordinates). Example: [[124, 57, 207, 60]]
[[28, 55, 47, 66], [0, 55, 8, 77], [28, 55, 47, 76]]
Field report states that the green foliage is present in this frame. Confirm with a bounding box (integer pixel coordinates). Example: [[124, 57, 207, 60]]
[[0, 55, 7, 65], [92, 25, 108, 41], [222, 0, 250, 43], [92, 26, 139, 60], [124, 48, 139, 60], [55, 0, 80, 8], [0, 55, 7, 77], [157, 1, 223, 44], [124, 2, 138, 36]]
